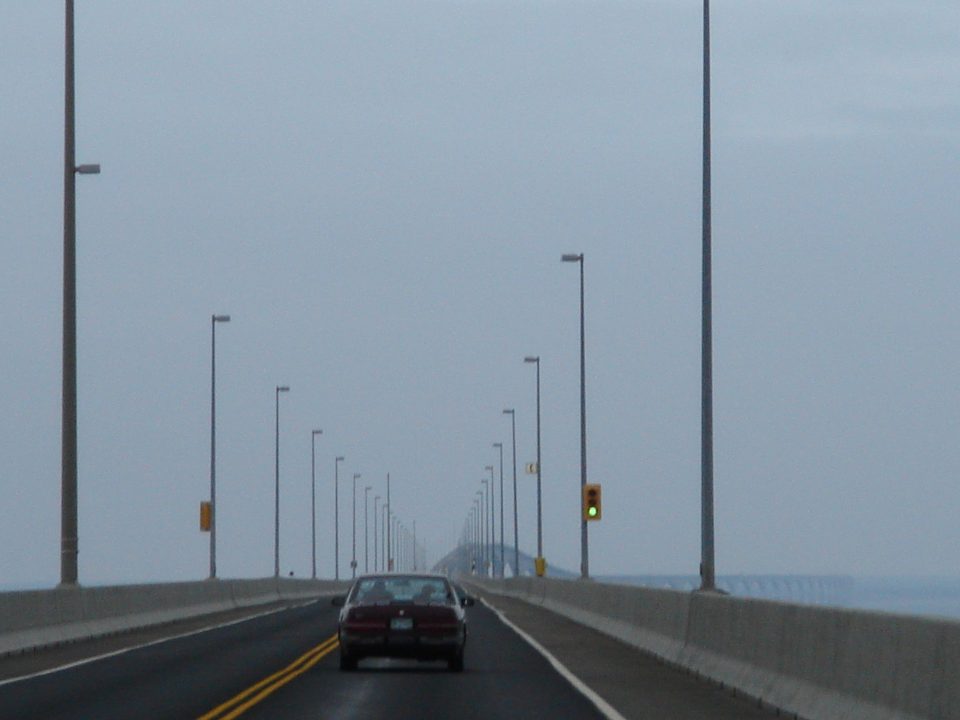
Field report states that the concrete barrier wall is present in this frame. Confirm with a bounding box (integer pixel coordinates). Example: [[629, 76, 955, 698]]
[[472, 576, 960, 720], [0, 578, 348, 658]]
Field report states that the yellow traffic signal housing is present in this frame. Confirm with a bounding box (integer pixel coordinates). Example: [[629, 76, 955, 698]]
[[200, 501, 212, 532], [582, 483, 601, 521]]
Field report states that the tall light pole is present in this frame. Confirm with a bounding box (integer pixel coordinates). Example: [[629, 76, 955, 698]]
[[480, 489, 489, 572], [472, 500, 480, 572], [334, 456, 344, 580], [562, 252, 589, 579], [61, 0, 100, 587], [524, 356, 544, 572], [412, 520, 417, 571], [208, 314, 230, 580], [274, 386, 290, 577], [386, 473, 392, 571], [468, 511, 472, 570], [700, 0, 717, 593], [493, 442, 504, 576], [310, 429, 323, 579], [480, 482, 489, 576], [485, 465, 495, 575], [373, 495, 381, 571], [393, 514, 399, 570], [363, 485, 372, 573], [352, 473, 361, 578], [381, 502, 387, 572], [503, 409, 518, 575]]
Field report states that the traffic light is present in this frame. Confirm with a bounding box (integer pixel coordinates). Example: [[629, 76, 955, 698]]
[[200, 501, 212, 532], [582, 483, 601, 521]]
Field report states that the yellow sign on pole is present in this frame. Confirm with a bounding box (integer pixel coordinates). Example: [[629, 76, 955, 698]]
[[535, 557, 547, 577], [525, 463, 538, 474], [200, 501, 212, 532]]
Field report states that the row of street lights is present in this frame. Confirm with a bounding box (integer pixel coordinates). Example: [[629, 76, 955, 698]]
[[462, 253, 586, 579], [467, 408, 517, 578], [459, 0, 718, 589], [207, 330, 300, 580], [208, 323, 430, 580], [61, 1, 717, 589], [344, 471, 424, 579], [58, 0, 430, 589]]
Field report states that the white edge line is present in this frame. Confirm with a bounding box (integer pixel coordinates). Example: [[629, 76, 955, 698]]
[[0, 598, 321, 688], [480, 596, 629, 720]]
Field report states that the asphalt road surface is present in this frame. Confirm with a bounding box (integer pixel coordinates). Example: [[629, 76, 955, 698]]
[[0, 593, 782, 719], [0, 599, 601, 720]]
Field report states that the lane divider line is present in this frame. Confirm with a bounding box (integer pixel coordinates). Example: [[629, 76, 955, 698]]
[[197, 634, 338, 720], [480, 596, 629, 720], [210, 639, 338, 720]]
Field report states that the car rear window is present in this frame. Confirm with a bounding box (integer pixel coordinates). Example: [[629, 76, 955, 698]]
[[351, 576, 454, 605]]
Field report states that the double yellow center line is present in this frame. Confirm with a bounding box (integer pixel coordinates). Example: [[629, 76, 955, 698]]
[[198, 634, 339, 720]]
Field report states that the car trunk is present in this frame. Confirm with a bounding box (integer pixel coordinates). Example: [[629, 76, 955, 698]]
[[345, 602, 460, 637]]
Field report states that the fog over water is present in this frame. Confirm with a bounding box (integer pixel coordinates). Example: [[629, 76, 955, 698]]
[[1, 2, 959, 590]]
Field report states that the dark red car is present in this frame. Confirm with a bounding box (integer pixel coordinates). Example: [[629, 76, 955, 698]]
[[333, 573, 473, 671]]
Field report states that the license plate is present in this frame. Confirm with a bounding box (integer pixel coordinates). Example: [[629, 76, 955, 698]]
[[390, 617, 414, 630]]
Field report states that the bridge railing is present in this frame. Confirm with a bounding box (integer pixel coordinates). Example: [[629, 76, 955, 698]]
[[0, 578, 348, 658]]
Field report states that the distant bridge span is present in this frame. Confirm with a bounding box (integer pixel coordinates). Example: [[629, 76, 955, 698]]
[[432, 544, 854, 607]]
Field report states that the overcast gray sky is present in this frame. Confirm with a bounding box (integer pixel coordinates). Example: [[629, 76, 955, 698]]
[[2, 1, 958, 587]]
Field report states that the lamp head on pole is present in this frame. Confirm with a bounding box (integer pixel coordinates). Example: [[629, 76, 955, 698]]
[[277, 386, 290, 393], [213, 314, 231, 323], [493, 442, 502, 449], [524, 356, 539, 364], [502, 408, 514, 416], [312, 429, 323, 437], [561, 253, 583, 263]]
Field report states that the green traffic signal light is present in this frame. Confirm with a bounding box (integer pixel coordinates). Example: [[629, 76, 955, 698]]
[[583, 483, 602, 521]]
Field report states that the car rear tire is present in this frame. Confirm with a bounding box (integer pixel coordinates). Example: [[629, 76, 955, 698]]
[[339, 651, 358, 671], [447, 651, 464, 672]]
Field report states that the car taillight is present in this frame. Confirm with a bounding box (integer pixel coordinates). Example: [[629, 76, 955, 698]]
[[345, 609, 386, 630], [417, 608, 460, 631]]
